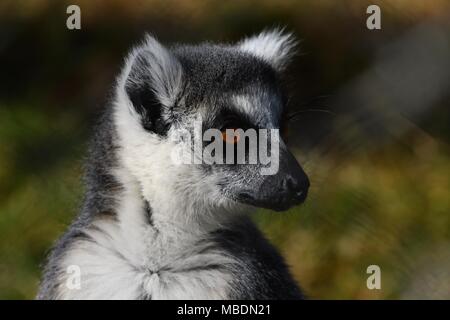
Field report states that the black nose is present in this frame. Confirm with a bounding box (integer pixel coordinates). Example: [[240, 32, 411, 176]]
[[234, 148, 310, 212], [282, 174, 310, 205]]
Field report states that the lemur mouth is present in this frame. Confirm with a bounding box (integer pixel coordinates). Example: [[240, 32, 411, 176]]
[[236, 187, 308, 212]]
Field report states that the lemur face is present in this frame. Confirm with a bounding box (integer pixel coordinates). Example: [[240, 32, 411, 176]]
[[115, 30, 309, 215]]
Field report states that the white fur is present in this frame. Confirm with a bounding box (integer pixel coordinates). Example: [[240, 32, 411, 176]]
[[232, 92, 281, 128], [238, 28, 297, 71], [118, 34, 183, 109], [55, 179, 236, 299], [54, 69, 243, 299]]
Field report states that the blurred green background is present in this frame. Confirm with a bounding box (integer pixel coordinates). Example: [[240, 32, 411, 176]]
[[0, 0, 449, 299]]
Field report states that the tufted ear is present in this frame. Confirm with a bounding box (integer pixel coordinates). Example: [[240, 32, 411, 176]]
[[238, 29, 298, 72], [122, 34, 183, 135]]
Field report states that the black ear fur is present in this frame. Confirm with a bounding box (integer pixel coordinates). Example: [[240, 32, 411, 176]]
[[125, 54, 169, 135], [124, 35, 183, 136]]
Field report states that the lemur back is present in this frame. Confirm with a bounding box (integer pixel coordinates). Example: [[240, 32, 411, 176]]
[[38, 30, 309, 300]]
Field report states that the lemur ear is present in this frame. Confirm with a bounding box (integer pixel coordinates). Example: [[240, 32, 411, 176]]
[[238, 29, 298, 72], [123, 34, 183, 135]]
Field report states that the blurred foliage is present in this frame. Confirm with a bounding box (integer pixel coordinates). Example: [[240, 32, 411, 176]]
[[257, 137, 449, 299], [0, 0, 449, 299]]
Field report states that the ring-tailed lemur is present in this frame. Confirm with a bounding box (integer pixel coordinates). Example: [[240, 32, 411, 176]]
[[37, 29, 310, 300]]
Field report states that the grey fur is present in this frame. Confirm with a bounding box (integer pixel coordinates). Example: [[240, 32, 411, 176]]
[[38, 30, 306, 300]]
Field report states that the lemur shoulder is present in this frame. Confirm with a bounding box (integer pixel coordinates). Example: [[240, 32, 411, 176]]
[[37, 29, 310, 300]]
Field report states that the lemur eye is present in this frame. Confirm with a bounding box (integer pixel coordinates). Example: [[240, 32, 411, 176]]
[[219, 114, 246, 144], [221, 128, 240, 144]]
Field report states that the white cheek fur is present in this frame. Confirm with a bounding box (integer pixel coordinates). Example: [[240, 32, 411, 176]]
[[51, 94, 243, 300]]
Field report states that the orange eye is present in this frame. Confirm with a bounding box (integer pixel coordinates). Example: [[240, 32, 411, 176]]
[[221, 129, 240, 144]]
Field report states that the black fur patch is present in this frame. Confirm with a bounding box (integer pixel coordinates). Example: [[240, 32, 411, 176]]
[[144, 200, 154, 226], [211, 217, 304, 300], [125, 55, 170, 136]]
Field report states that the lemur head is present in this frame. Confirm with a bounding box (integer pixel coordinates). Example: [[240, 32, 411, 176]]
[[114, 29, 309, 222]]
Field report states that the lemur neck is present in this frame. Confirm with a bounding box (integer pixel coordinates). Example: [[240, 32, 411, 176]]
[[113, 165, 219, 237]]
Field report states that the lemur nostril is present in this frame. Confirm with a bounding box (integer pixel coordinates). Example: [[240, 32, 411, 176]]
[[295, 187, 308, 203], [281, 174, 309, 203], [283, 176, 296, 191]]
